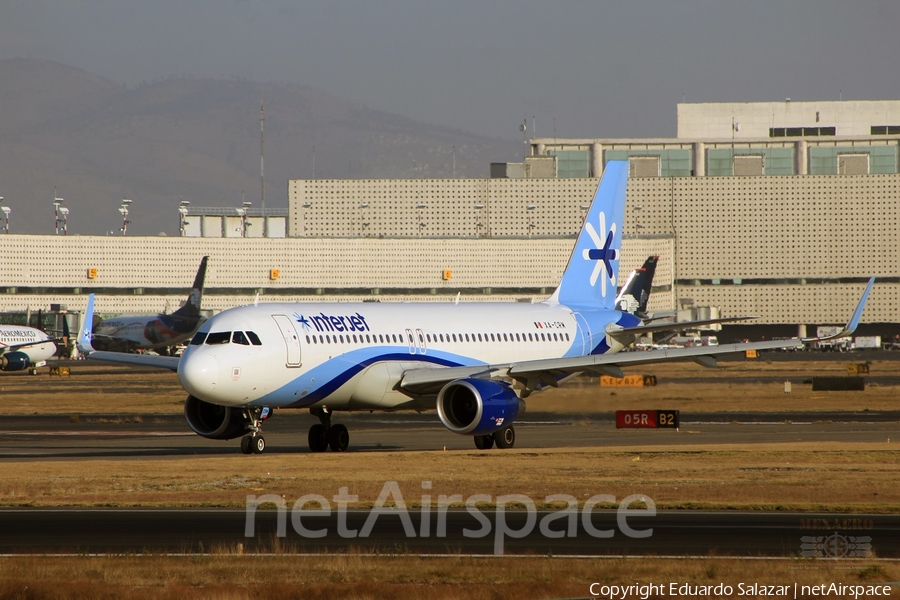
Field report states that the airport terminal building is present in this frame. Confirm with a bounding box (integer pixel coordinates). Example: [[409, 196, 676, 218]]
[[1, 100, 897, 338]]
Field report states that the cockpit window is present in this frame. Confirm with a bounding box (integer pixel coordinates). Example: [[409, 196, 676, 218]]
[[246, 331, 262, 346], [190, 331, 208, 345], [232, 331, 250, 345], [205, 332, 231, 345]]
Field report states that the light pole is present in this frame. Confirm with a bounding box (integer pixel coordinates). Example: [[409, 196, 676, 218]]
[[178, 200, 190, 236], [0, 199, 9, 234], [474, 204, 484, 238], [53, 198, 66, 234], [302, 202, 312, 235], [236, 201, 252, 237], [358, 203, 369, 236], [119, 198, 132, 235], [416, 203, 427, 237]]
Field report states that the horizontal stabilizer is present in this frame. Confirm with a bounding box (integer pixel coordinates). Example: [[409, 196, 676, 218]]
[[606, 315, 758, 338]]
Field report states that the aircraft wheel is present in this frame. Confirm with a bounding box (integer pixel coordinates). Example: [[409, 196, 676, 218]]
[[474, 434, 494, 450], [308, 424, 329, 453], [251, 435, 266, 454], [493, 425, 515, 449], [328, 424, 350, 452], [240, 436, 253, 454]]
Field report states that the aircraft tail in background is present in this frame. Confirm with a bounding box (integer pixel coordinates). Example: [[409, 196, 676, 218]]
[[615, 255, 658, 318], [547, 160, 628, 309], [172, 256, 208, 317]]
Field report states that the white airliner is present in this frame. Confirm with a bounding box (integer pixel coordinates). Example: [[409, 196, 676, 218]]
[[90, 256, 208, 354], [0, 324, 57, 374], [78, 161, 875, 454]]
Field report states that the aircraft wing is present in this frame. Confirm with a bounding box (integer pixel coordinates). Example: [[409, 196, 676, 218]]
[[400, 276, 875, 395], [77, 293, 180, 371], [83, 350, 180, 372], [399, 338, 801, 395]]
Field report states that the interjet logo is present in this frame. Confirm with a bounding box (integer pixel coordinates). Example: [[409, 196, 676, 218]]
[[295, 312, 371, 333], [581, 210, 618, 296]]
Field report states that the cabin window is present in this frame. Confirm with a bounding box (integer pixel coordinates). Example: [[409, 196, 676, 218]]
[[206, 332, 231, 345], [353, 334, 358, 343], [339, 335, 345, 343], [190, 332, 208, 345], [246, 331, 262, 346], [452, 334, 457, 342], [366, 334, 371, 343]]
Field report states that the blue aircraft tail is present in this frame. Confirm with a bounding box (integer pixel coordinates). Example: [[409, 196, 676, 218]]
[[547, 160, 629, 309]]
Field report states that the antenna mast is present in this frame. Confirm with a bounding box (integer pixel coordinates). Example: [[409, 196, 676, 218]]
[[260, 102, 265, 211]]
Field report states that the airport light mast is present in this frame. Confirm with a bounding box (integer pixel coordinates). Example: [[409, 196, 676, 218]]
[[178, 199, 190, 236], [119, 198, 132, 235], [236, 200, 252, 237], [53, 197, 68, 235], [0, 199, 9, 234]]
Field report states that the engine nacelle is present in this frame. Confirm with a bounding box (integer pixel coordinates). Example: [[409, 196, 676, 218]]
[[436, 378, 523, 436], [0, 351, 31, 372], [183, 395, 250, 440]]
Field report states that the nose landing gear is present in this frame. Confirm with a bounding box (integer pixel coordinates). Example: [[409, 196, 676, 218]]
[[239, 406, 270, 454], [308, 407, 349, 452]]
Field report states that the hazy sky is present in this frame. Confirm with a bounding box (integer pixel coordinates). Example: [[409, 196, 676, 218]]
[[2, 1, 899, 140]]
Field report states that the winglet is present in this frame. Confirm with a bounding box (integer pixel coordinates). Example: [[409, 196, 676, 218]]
[[77, 294, 95, 354], [804, 277, 875, 342]]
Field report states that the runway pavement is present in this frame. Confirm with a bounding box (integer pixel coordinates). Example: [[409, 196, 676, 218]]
[[0, 508, 896, 557], [0, 411, 898, 458]]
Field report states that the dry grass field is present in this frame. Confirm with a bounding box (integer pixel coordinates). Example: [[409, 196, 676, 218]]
[[0, 357, 898, 598], [0, 555, 896, 600], [1, 443, 897, 511]]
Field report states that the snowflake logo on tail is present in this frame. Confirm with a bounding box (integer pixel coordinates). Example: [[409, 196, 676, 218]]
[[581, 211, 618, 296]]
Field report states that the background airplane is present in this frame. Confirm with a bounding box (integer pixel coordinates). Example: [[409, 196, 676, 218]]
[[0, 323, 58, 374], [615, 255, 657, 318], [90, 256, 208, 355], [78, 162, 874, 455]]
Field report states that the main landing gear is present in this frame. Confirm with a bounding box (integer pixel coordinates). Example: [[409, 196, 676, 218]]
[[308, 407, 349, 452], [473, 425, 516, 450], [239, 406, 271, 454]]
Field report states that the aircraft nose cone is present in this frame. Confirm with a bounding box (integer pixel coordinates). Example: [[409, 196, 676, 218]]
[[179, 352, 219, 399]]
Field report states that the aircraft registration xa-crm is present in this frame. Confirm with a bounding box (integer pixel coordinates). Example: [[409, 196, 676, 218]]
[[77, 161, 875, 454]]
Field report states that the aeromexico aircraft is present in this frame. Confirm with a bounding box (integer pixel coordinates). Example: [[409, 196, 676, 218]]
[[78, 161, 875, 454], [90, 256, 208, 354], [0, 324, 58, 374]]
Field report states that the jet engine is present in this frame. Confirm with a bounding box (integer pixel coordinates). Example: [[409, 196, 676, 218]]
[[183, 395, 251, 440], [436, 378, 523, 436], [0, 351, 31, 372]]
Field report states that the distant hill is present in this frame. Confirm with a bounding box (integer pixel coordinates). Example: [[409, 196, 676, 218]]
[[0, 59, 520, 235]]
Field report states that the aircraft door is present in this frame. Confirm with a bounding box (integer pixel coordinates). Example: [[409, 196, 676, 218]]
[[272, 315, 302, 367], [405, 328, 415, 355], [573, 312, 592, 355], [416, 328, 427, 355]]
